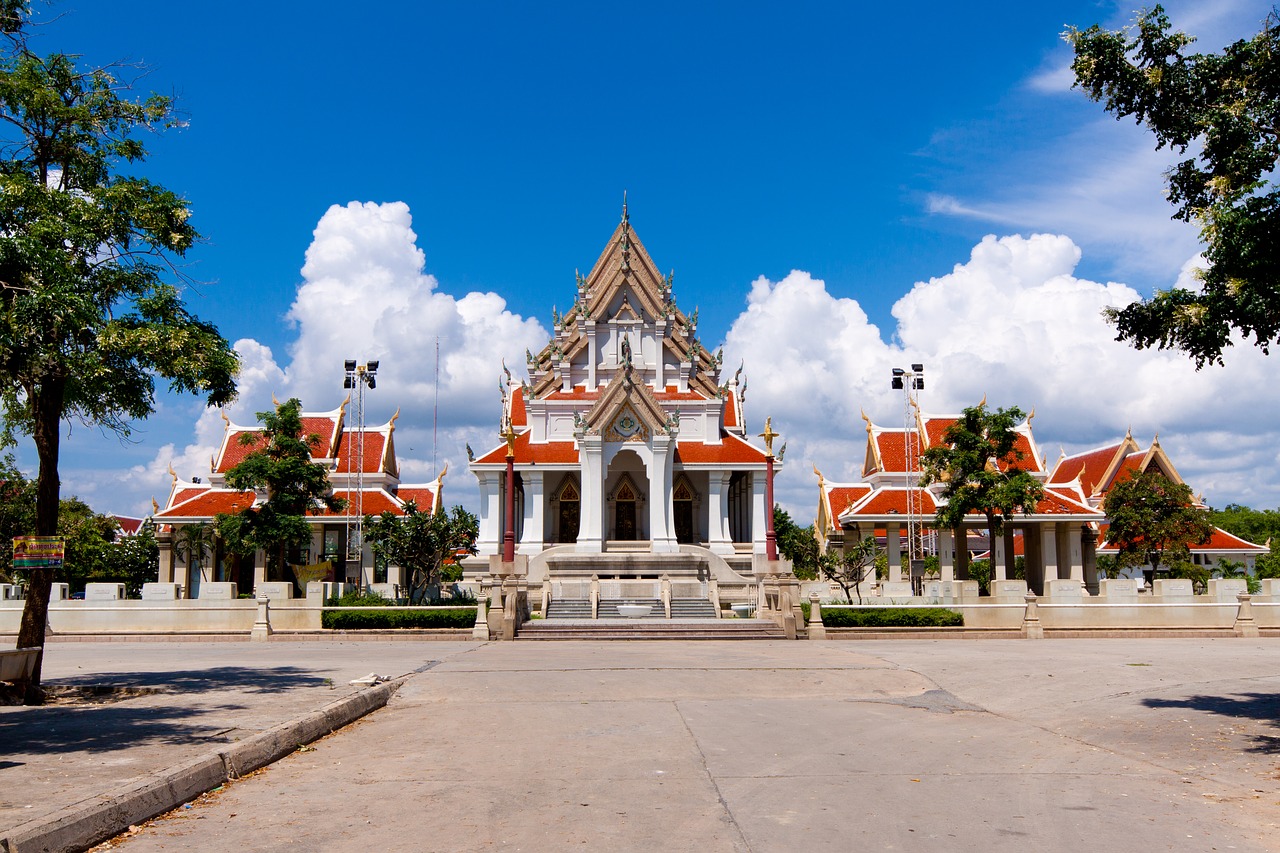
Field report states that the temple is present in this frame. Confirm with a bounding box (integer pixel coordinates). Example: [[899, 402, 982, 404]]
[[153, 400, 445, 596], [817, 411, 1266, 595], [467, 203, 776, 589]]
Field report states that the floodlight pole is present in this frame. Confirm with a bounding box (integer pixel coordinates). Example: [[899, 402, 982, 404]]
[[343, 360, 379, 571]]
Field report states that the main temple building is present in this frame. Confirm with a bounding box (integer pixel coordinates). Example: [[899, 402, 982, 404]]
[[467, 205, 775, 586]]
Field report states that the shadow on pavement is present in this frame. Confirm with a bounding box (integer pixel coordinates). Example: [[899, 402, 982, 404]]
[[0, 666, 330, 755], [1143, 691, 1280, 754]]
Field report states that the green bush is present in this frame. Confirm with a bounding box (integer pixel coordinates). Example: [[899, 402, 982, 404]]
[[325, 590, 392, 607], [821, 606, 963, 627], [322, 607, 476, 630]]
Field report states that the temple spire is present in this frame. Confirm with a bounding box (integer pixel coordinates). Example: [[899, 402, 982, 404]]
[[622, 190, 629, 224]]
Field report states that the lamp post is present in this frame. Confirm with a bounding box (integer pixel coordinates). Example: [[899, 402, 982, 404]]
[[890, 364, 924, 565], [759, 417, 781, 562], [501, 418, 517, 564], [342, 359, 379, 567]]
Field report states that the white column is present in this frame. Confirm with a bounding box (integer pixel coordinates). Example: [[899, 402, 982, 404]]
[[994, 531, 1007, 581], [649, 436, 678, 553], [586, 321, 598, 391], [707, 471, 734, 555], [520, 470, 545, 553], [1056, 522, 1081, 582], [1041, 523, 1058, 581], [750, 471, 767, 555], [576, 436, 604, 553], [938, 529, 955, 582], [476, 472, 501, 557], [887, 523, 902, 583]]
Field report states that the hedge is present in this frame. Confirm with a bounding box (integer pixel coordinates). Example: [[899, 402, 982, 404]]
[[322, 607, 476, 630], [821, 606, 963, 628]]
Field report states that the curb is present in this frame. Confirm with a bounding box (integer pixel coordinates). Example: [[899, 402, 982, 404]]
[[0, 677, 406, 853]]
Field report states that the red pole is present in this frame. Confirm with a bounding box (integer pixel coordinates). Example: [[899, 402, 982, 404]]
[[503, 453, 516, 563], [765, 454, 777, 561]]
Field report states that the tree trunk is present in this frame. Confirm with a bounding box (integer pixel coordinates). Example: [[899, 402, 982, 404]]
[[16, 378, 65, 702]]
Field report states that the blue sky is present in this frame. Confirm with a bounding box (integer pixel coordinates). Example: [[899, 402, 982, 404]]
[[15, 0, 1279, 518]]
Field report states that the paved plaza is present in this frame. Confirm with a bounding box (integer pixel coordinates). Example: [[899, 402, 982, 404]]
[[3, 638, 1279, 852]]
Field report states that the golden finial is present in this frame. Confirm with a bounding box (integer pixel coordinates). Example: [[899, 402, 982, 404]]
[[389, 407, 401, 432], [220, 408, 229, 425], [978, 393, 987, 407], [813, 463, 825, 488], [759, 417, 780, 458], [271, 392, 280, 407], [501, 417, 518, 459], [167, 462, 177, 482], [860, 408, 873, 434], [622, 189, 629, 223], [1027, 406, 1035, 422], [151, 497, 160, 515]]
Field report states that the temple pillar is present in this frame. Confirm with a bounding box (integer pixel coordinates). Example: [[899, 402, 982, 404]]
[[476, 472, 501, 556], [1042, 523, 1060, 582], [954, 527, 970, 580], [1024, 524, 1045, 595], [520, 470, 545, 553], [887, 523, 902, 583], [1082, 525, 1099, 595], [751, 471, 767, 555], [707, 471, 734, 555], [938, 529, 955, 582], [649, 435, 678, 553], [1056, 522, 1080, 582], [157, 528, 175, 585], [1002, 528, 1016, 581], [993, 529, 1007, 581], [586, 321, 598, 391], [576, 435, 605, 553]]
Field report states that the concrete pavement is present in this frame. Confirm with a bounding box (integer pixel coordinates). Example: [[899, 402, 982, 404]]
[[66, 638, 1280, 852]]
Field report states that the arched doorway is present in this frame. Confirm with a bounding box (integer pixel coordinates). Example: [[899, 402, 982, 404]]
[[673, 475, 698, 544], [614, 479, 638, 540], [553, 476, 580, 544]]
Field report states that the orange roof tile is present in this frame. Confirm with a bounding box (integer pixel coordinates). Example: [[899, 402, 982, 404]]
[[334, 431, 387, 474], [843, 488, 938, 517], [722, 396, 737, 428], [474, 431, 580, 465], [510, 386, 528, 426], [676, 434, 768, 464], [825, 485, 871, 517], [395, 488, 438, 513], [1049, 443, 1121, 487], [155, 490, 255, 519], [319, 489, 403, 517]]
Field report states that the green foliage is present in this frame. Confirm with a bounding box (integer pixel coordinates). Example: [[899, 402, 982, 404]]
[[173, 522, 214, 583], [1095, 554, 1124, 580], [1256, 551, 1280, 580], [103, 520, 159, 596], [0, 9, 238, 670], [1102, 469, 1213, 578], [1209, 503, 1280, 546], [1167, 559, 1210, 595], [0, 452, 35, 581], [215, 399, 343, 580], [967, 559, 992, 596], [821, 607, 964, 628], [1212, 557, 1260, 594], [325, 589, 392, 607], [321, 607, 476, 630], [823, 536, 879, 603], [364, 502, 478, 603], [773, 506, 820, 580], [1067, 8, 1280, 366], [920, 403, 1044, 567]]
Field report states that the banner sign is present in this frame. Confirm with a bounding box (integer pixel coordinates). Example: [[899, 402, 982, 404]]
[[12, 536, 65, 570]]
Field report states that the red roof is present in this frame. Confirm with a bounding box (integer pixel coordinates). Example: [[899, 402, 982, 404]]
[[676, 434, 768, 464], [396, 487, 438, 513], [844, 488, 939, 517], [216, 418, 336, 473], [922, 417, 957, 447], [543, 387, 601, 401], [510, 387, 528, 426], [875, 431, 922, 473], [155, 489, 255, 519], [475, 431, 580, 465], [1049, 443, 1120, 488], [319, 489, 403, 517], [1095, 524, 1266, 553], [825, 485, 872, 518], [722, 396, 737, 428], [115, 516, 144, 535], [334, 430, 387, 474], [654, 387, 710, 401]]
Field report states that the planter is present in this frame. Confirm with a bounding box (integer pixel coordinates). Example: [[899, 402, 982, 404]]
[[617, 604, 653, 618]]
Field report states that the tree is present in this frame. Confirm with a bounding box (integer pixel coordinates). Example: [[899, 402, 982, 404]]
[[1209, 503, 1280, 547], [774, 506, 821, 580], [215, 399, 342, 582], [1102, 468, 1214, 586], [0, 453, 35, 582], [173, 522, 214, 590], [364, 502, 479, 603], [823, 535, 878, 604], [919, 403, 1045, 581], [104, 519, 158, 596], [1067, 7, 1280, 367], [0, 12, 238, 696]]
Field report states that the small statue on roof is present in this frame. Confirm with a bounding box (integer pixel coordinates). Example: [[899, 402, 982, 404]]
[[621, 336, 633, 369]]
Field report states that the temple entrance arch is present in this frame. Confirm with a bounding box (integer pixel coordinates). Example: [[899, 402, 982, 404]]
[[673, 474, 700, 544], [551, 475, 580, 543], [605, 449, 647, 542]]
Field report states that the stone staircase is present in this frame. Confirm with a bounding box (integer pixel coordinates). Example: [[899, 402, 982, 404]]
[[517, 618, 786, 640], [545, 598, 720, 620]]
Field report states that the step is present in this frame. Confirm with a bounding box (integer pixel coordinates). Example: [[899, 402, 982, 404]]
[[517, 619, 787, 641]]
